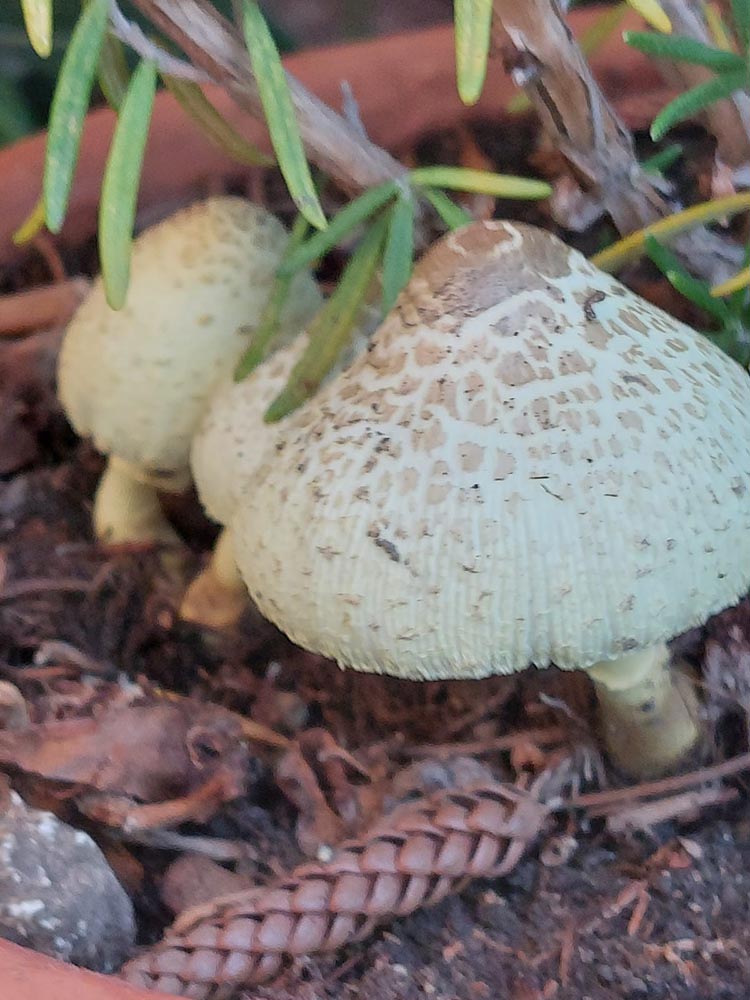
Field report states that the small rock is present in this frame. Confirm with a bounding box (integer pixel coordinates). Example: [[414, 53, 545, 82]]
[[0, 792, 135, 971], [597, 964, 614, 985], [160, 853, 254, 915]]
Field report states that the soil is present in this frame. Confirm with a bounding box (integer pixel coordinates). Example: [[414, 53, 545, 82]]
[[3, 54, 750, 1000], [5, 437, 750, 1000]]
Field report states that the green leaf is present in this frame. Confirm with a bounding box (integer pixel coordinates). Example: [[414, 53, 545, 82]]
[[12, 196, 46, 246], [97, 32, 131, 111], [711, 265, 750, 298], [642, 232, 685, 278], [640, 142, 683, 174], [241, 0, 326, 229], [651, 70, 747, 140], [279, 180, 398, 276], [43, 0, 110, 233], [453, 0, 493, 106], [163, 74, 273, 167], [713, 322, 750, 367], [731, 0, 750, 50], [381, 195, 415, 314], [409, 166, 552, 199], [644, 235, 750, 363], [580, 2, 628, 56], [624, 31, 746, 71], [234, 214, 311, 381], [420, 187, 473, 229], [592, 191, 750, 271], [734, 244, 750, 308], [669, 271, 734, 321], [265, 214, 389, 422], [625, 0, 672, 33], [645, 235, 731, 321], [21, 0, 53, 57], [99, 60, 157, 309], [704, 4, 735, 52]]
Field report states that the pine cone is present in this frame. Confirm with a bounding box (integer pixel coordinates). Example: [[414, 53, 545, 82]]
[[121, 779, 554, 998]]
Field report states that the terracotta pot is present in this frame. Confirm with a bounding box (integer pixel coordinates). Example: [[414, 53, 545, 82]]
[[0, 10, 673, 997], [0, 10, 672, 269], [0, 939, 180, 1000]]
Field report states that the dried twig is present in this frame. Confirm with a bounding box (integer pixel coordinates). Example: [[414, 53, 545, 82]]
[[657, 0, 750, 169], [492, 0, 665, 234], [33, 639, 114, 676], [0, 279, 89, 337], [108, 1, 209, 82], [407, 726, 568, 759], [602, 785, 739, 833], [78, 771, 243, 833], [237, 718, 290, 752], [492, 0, 743, 282], [568, 750, 750, 811], [128, 0, 407, 196], [0, 577, 93, 602], [122, 829, 262, 863], [120, 770, 563, 996]]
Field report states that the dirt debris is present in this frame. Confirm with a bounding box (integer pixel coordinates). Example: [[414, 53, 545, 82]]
[[0, 693, 257, 833]]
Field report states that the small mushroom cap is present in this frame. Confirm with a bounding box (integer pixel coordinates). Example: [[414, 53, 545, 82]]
[[57, 197, 321, 487], [230, 221, 750, 681], [191, 312, 377, 526]]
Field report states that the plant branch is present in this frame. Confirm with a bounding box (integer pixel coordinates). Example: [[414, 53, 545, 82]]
[[656, 0, 750, 169], [108, 2, 210, 82], [128, 0, 408, 195], [492, 0, 743, 282], [492, 0, 666, 234]]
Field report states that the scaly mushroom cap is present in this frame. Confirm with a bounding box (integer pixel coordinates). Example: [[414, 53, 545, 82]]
[[57, 197, 321, 488], [231, 221, 750, 680], [191, 315, 377, 527]]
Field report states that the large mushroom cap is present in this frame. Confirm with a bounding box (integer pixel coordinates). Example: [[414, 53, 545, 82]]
[[191, 313, 377, 527], [231, 221, 750, 680], [57, 197, 321, 486]]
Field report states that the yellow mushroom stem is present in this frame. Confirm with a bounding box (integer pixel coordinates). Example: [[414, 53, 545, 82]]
[[93, 456, 181, 546], [179, 527, 248, 628], [587, 643, 701, 779]]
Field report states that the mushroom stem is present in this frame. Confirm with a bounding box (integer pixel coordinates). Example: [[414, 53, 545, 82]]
[[93, 457, 181, 546], [588, 643, 701, 778], [179, 527, 248, 628]]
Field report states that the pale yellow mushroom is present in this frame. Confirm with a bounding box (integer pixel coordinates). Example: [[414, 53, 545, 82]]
[[182, 315, 376, 628], [229, 221, 750, 778], [57, 197, 321, 548]]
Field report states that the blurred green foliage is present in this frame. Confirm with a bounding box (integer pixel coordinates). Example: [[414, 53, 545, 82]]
[[0, 0, 247, 147], [0, 0, 71, 144]]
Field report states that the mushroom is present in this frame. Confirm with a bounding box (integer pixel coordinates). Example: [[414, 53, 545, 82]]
[[229, 220, 750, 778], [57, 196, 321, 547], [182, 314, 377, 627]]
